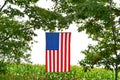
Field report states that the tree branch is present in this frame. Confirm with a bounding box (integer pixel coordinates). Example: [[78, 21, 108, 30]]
[[20, 26, 34, 31], [112, 8, 120, 16], [0, 26, 35, 43], [0, 35, 12, 43], [0, 0, 8, 12]]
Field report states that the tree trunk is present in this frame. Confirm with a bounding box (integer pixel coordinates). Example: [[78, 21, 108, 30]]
[[115, 62, 118, 80], [109, 0, 118, 80]]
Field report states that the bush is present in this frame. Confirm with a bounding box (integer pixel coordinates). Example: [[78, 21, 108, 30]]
[[0, 61, 7, 74], [0, 63, 119, 80]]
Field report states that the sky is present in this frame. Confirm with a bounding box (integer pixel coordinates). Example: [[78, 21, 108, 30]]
[[30, 0, 97, 65], [31, 0, 120, 65], [31, 25, 97, 65], [0, 0, 120, 65]]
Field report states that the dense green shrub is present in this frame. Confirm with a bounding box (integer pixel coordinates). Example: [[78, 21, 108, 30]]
[[0, 61, 7, 74], [0, 63, 119, 80]]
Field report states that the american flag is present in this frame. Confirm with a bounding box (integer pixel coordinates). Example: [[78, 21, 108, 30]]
[[45, 32, 71, 72]]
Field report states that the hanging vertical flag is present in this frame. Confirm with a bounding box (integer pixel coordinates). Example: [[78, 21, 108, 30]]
[[45, 32, 71, 72]]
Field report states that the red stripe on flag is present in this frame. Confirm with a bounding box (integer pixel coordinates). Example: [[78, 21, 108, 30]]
[[64, 33, 67, 72], [46, 50, 48, 72], [60, 33, 63, 72], [68, 33, 71, 72], [53, 50, 55, 72], [49, 50, 52, 72], [57, 50, 59, 72]]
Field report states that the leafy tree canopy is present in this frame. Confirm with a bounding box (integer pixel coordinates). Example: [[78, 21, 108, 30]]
[[0, 0, 70, 63], [51, 0, 120, 79]]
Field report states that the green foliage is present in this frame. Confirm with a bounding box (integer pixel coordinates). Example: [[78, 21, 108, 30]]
[[0, 0, 70, 63], [0, 15, 33, 63], [0, 63, 118, 80], [0, 61, 7, 74], [51, 0, 120, 79], [7, 0, 39, 7], [79, 26, 120, 70], [51, 0, 120, 39], [24, 6, 71, 31]]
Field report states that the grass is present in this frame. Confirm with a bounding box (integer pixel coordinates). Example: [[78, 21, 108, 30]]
[[0, 63, 119, 80]]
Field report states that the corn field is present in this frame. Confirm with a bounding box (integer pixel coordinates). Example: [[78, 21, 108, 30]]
[[0, 63, 120, 80]]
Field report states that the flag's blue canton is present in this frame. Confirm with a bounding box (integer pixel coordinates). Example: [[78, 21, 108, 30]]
[[46, 33, 59, 50]]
